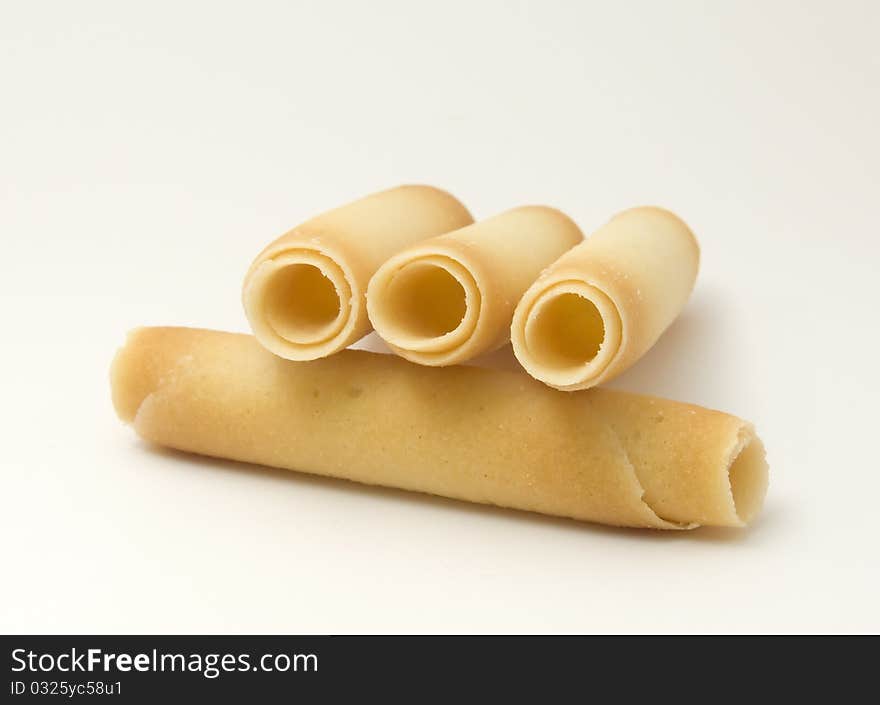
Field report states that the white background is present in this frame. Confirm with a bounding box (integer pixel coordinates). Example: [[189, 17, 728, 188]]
[[1, 0, 878, 634]]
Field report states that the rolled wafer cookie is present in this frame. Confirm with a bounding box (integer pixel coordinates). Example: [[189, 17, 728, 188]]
[[243, 185, 473, 361], [111, 327, 768, 529], [366, 207, 583, 366], [511, 206, 699, 390]]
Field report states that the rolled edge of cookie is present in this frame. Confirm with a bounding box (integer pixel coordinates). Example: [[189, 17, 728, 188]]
[[511, 206, 699, 391], [111, 327, 767, 530], [243, 185, 473, 361], [366, 206, 583, 366], [243, 242, 358, 361]]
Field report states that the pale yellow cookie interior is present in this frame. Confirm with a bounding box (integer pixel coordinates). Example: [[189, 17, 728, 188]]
[[727, 434, 769, 525], [519, 281, 622, 389], [369, 255, 480, 353], [261, 259, 344, 344]]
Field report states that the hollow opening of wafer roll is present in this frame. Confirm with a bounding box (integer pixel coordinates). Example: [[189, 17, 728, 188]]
[[243, 248, 357, 360], [368, 253, 483, 361], [515, 281, 622, 390], [383, 262, 466, 339], [727, 434, 769, 525], [263, 263, 343, 342], [526, 292, 605, 370]]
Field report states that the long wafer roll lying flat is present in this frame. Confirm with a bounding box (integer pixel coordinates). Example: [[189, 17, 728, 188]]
[[111, 327, 768, 529], [366, 207, 583, 366], [243, 185, 473, 361], [511, 207, 699, 390]]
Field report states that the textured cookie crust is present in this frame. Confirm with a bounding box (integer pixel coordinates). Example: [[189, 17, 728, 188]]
[[112, 327, 767, 529]]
